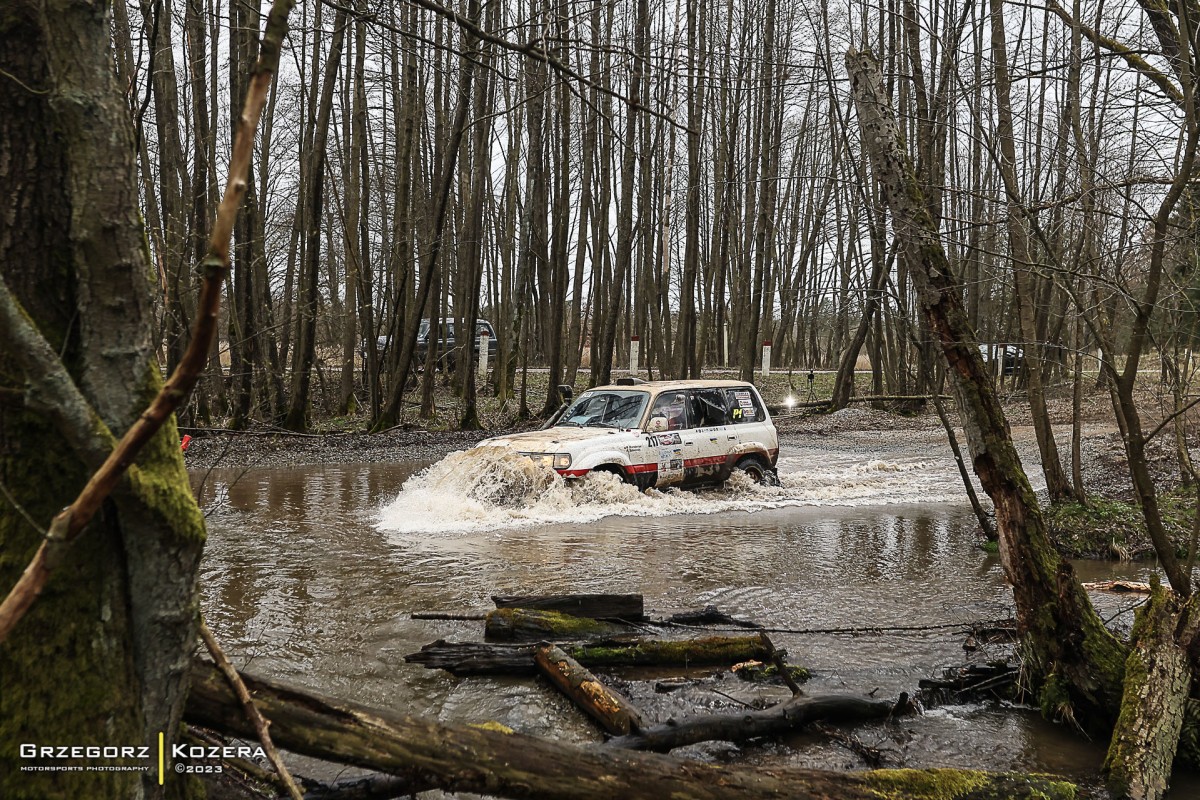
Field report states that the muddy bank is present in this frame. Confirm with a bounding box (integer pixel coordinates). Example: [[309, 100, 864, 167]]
[[183, 426, 504, 470]]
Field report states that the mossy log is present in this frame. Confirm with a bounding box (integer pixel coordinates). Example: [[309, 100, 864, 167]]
[[604, 694, 902, 753], [406, 635, 772, 675], [493, 593, 645, 620], [1104, 585, 1191, 800], [184, 659, 1077, 800], [534, 644, 647, 735], [485, 608, 631, 641], [569, 635, 771, 668]]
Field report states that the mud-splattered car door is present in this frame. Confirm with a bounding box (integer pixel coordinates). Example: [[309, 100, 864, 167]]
[[643, 391, 689, 487], [686, 388, 735, 483]]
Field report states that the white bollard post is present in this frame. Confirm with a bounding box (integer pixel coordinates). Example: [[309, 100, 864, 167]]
[[478, 331, 490, 380], [761, 340, 772, 379], [630, 335, 640, 376], [723, 325, 729, 367]]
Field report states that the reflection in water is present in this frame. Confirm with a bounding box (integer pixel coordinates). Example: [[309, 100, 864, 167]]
[[194, 459, 1194, 793]]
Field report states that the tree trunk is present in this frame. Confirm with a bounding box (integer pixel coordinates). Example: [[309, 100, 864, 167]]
[[374, 9, 479, 431], [1104, 584, 1192, 800], [0, 0, 233, 792], [284, 6, 348, 432], [493, 593, 645, 618], [845, 49, 1127, 733], [595, 0, 647, 386], [987, 0, 1075, 503]]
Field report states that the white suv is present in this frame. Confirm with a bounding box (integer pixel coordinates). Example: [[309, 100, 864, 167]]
[[475, 380, 779, 489]]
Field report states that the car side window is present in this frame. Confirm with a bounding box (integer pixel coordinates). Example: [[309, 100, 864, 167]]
[[724, 387, 764, 425], [649, 392, 692, 431], [690, 389, 729, 427]]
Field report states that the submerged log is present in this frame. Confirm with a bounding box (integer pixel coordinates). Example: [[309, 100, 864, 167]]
[[493, 593, 645, 620], [406, 635, 771, 675], [919, 663, 1019, 705], [534, 644, 647, 735], [1083, 580, 1153, 595], [185, 659, 1077, 800], [485, 608, 632, 641], [405, 640, 534, 675], [569, 635, 771, 668], [604, 694, 903, 753], [303, 773, 424, 800], [667, 605, 761, 629], [1104, 585, 1192, 800]]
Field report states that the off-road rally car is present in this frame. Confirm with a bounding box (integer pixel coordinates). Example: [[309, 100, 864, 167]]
[[475, 379, 779, 490]]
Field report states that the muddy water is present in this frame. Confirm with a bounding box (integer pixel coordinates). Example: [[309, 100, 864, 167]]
[[194, 438, 1197, 795]]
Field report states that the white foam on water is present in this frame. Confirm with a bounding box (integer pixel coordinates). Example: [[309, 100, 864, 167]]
[[375, 444, 972, 536]]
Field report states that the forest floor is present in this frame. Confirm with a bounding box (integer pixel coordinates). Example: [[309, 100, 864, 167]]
[[182, 374, 1198, 560]]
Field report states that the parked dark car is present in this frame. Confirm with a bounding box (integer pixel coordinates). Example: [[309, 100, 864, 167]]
[[366, 319, 499, 372], [415, 318, 499, 371], [978, 343, 1024, 376]]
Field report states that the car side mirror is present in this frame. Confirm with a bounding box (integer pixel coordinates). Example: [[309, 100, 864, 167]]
[[647, 417, 669, 433]]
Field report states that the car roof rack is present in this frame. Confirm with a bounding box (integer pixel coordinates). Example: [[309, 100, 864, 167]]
[[614, 377, 646, 386]]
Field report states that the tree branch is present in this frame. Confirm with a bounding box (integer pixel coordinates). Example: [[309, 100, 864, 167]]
[[199, 618, 303, 800], [1043, 0, 1185, 107]]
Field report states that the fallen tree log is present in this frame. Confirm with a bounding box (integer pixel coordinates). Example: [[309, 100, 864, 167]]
[[405, 640, 534, 675], [493, 593, 645, 620], [406, 635, 772, 675], [604, 694, 903, 753], [184, 659, 1077, 800], [485, 608, 632, 641], [534, 644, 647, 735], [1083, 580, 1153, 595], [666, 605, 761, 629], [570, 635, 772, 668]]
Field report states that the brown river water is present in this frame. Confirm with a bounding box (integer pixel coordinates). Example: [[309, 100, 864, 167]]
[[192, 436, 1200, 797]]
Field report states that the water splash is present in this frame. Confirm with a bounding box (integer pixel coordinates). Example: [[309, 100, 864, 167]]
[[375, 444, 972, 536]]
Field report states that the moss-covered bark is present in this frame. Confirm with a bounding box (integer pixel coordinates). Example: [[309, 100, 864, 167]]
[[862, 769, 1076, 799], [485, 608, 631, 641], [1104, 583, 1191, 800], [0, 2, 206, 797], [567, 634, 771, 666]]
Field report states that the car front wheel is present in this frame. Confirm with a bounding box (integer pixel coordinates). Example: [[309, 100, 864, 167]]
[[590, 464, 630, 482], [734, 456, 778, 486]]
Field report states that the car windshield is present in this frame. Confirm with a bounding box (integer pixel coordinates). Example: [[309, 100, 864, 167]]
[[558, 390, 648, 429]]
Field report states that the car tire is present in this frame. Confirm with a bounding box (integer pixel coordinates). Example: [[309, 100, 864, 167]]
[[590, 464, 633, 485], [734, 456, 777, 486]]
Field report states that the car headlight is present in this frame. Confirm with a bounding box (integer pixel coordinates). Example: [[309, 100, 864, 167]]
[[552, 453, 572, 469]]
